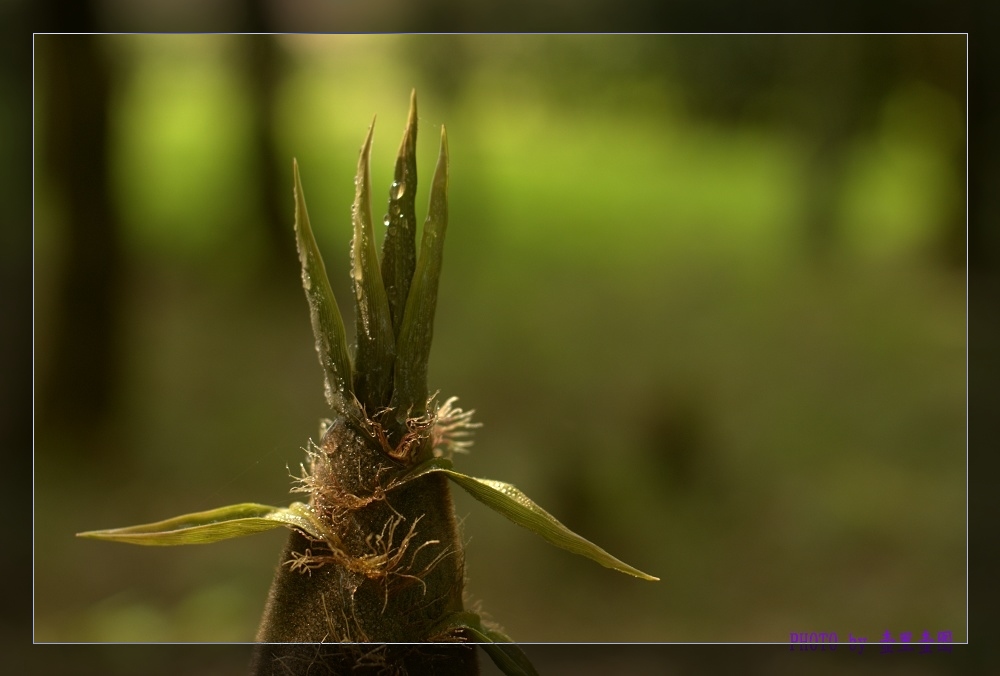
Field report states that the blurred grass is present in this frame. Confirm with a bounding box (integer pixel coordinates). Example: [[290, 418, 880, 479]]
[[34, 35, 964, 644]]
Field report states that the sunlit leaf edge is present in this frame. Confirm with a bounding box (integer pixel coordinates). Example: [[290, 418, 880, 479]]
[[402, 458, 659, 581], [76, 502, 326, 546]]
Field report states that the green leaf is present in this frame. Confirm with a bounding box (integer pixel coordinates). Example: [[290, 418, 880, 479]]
[[380, 89, 419, 341], [391, 126, 449, 431], [76, 502, 328, 547], [430, 612, 539, 676], [350, 119, 396, 412], [293, 159, 353, 410], [403, 459, 659, 581]]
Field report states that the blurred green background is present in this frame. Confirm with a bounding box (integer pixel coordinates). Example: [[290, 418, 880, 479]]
[[34, 34, 965, 645]]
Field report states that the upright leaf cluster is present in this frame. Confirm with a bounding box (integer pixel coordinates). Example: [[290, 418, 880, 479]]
[[78, 92, 657, 676]]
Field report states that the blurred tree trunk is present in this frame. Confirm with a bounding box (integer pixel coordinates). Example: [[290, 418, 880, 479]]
[[38, 26, 125, 456], [795, 36, 894, 264], [242, 1, 296, 276], [657, 34, 965, 269]]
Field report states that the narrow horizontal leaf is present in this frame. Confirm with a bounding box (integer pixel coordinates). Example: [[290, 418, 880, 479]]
[[76, 502, 326, 546], [403, 459, 659, 581], [430, 612, 539, 676]]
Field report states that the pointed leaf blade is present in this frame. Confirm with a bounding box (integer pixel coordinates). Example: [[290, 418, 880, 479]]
[[76, 502, 325, 546], [380, 89, 419, 340], [350, 119, 396, 412], [293, 159, 353, 409], [470, 628, 539, 676], [403, 459, 658, 581], [392, 126, 449, 430]]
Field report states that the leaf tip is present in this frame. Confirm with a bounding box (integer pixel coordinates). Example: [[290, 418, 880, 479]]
[[407, 89, 418, 126], [366, 115, 377, 144], [292, 158, 305, 209], [357, 120, 377, 194]]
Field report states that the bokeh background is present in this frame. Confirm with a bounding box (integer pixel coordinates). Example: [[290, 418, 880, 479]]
[[34, 32, 965, 652]]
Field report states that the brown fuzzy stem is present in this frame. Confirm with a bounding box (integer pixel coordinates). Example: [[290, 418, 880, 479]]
[[251, 414, 478, 675]]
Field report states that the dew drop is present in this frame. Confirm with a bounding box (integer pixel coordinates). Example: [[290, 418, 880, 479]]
[[383, 215, 391, 227], [391, 181, 406, 199], [358, 302, 371, 338]]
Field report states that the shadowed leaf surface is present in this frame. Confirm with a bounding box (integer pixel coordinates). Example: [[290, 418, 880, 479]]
[[293, 159, 353, 410], [380, 89, 419, 340], [391, 126, 450, 436], [349, 119, 395, 412], [431, 612, 540, 676]]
